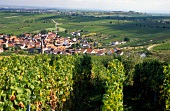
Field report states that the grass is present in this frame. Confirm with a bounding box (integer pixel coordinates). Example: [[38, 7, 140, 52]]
[[33, 27, 66, 33], [1, 22, 54, 35], [153, 42, 170, 50], [150, 50, 170, 63], [60, 18, 170, 46], [0, 12, 56, 35]]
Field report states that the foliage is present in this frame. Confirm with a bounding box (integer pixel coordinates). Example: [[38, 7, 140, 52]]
[[163, 64, 170, 110], [133, 59, 165, 110], [14, 45, 21, 51], [71, 44, 76, 49], [71, 55, 93, 111], [124, 37, 130, 42], [40, 29, 48, 34], [0, 54, 170, 111], [101, 55, 115, 68], [120, 52, 143, 86], [102, 59, 125, 111], [64, 29, 68, 34], [153, 42, 170, 50], [2, 44, 9, 51], [0, 55, 75, 111]]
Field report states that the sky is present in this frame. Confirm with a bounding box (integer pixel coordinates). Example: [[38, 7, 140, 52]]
[[1, 0, 170, 13]]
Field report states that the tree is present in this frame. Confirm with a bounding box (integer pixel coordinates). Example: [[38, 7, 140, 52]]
[[71, 44, 76, 49], [124, 37, 130, 42], [3, 44, 8, 50], [33, 49, 39, 54], [15, 45, 21, 51], [93, 42, 98, 48], [7, 34, 14, 37], [65, 29, 68, 34], [18, 50, 25, 54], [40, 29, 47, 34], [57, 28, 60, 32], [76, 42, 81, 48]]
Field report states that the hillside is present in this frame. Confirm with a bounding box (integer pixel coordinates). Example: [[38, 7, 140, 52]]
[[1, 10, 170, 48]]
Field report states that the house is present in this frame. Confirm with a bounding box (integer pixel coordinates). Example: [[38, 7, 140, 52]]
[[0, 48, 3, 53], [112, 41, 126, 45], [81, 43, 91, 49], [72, 38, 77, 42], [117, 50, 124, 55], [13, 38, 20, 42], [44, 49, 58, 54], [65, 49, 72, 55], [112, 41, 119, 45], [85, 49, 97, 54], [121, 41, 126, 44], [0, 39, 4, 44], [8, 43, 15, 48], [96, 50, 105, 56], [20, 43, 26, 49], [27, 42, 35, 49], [0, 35, 3, 38], [0, 32, 115, 55], [114, 48, 124, 55], [140, 53, 146, 58], [107, 49, 114, 55], [10, 36, 17, 41], [71, 32, 81, 37], [63, 40, 69, 46], [80, 49, 87, 54]]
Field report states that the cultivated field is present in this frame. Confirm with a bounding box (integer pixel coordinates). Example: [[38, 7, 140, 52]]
[[1, 11, 170, 47], [153, 42, 170, 50]]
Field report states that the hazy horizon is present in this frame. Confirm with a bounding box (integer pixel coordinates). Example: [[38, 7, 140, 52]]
[[1, 0, 170, 14]]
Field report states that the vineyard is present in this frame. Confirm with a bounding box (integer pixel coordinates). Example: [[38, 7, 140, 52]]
[[0, 54, 170, 111], [153, 42, 170, 50]]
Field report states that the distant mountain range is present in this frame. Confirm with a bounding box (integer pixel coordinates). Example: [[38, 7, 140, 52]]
[[0, 4, 170, 15]]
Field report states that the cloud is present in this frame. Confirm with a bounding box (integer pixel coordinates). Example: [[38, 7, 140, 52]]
[[1, 0, 170, 13]]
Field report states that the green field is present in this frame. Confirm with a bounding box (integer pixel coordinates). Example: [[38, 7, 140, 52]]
[[1, 11, 170, 47], [153, 42, 170, 50]]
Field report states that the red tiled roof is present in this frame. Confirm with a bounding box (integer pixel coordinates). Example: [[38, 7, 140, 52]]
[[8, 43, 15, 47], [0, 39, 4, 43], [10, 36, 17, 39], [94, 49, 100, 53], [86, 49, 94, 53], [109, 49, 114, 53], [86, 49, 91, 53], [25, 34, 30, 37], [80, 49, 86, 53]]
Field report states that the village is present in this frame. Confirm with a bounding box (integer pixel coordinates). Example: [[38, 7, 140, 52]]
[[0, 31, 124, 56]]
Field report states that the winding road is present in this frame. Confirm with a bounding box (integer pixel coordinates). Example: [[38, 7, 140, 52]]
[[52, 19, 58, 24], [147, 44, 160, 51], [52, 19, 59, 30]]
